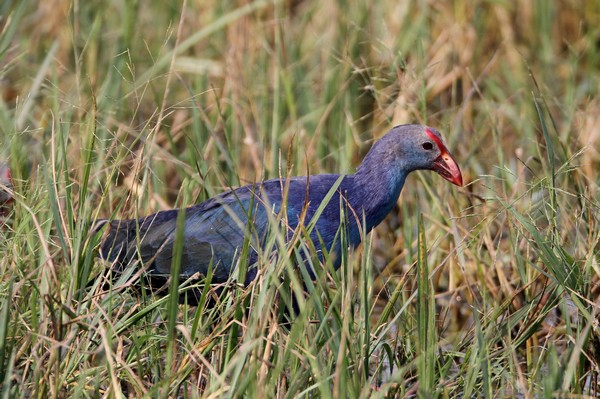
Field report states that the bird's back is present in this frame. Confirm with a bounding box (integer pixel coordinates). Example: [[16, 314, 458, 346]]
[[99, 174, 358, 285]]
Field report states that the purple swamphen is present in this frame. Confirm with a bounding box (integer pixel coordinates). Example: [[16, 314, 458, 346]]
[[98, 124, 463, 290], [0, 164, 13, 221]]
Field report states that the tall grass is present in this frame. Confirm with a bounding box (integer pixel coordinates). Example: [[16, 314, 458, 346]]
[[0, 0, 598, 397]]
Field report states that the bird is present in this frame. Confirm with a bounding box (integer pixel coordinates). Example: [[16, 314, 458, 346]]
[[97, 124, 462, 291], [0, 163, 13, 220]]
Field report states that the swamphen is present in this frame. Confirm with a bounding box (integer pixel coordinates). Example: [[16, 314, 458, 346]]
[[0, 164, 13, 220], [98, 124, 462, 289]]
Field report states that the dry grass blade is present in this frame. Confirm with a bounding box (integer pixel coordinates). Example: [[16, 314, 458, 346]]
[[0, 0, 598, 397]]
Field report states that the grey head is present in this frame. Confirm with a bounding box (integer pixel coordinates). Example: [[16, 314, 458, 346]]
[[357, 124, 463, 186]]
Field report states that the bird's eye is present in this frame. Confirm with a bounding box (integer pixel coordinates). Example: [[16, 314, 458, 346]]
[[422, 142, 434, 150]]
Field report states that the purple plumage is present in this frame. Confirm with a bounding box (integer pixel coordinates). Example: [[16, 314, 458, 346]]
[[98, 124, 462, 288]]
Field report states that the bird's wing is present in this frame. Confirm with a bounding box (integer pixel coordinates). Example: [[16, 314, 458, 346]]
[[103, 186, 274, 283], [100, 176, 353, 282]]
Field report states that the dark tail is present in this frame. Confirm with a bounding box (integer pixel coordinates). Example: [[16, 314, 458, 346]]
[[92, 218, 138, 271], [91, 215, 206, 305]]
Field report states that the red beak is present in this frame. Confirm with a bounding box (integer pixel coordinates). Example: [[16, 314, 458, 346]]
[[425, 129, 463, 187], [432, 150, 463, 186]]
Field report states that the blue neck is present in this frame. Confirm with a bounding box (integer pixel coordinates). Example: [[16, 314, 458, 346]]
[[348, 163, 407, 236]]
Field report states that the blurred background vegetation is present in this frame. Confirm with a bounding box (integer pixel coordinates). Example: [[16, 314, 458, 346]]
[[0, 0, 598, 397]]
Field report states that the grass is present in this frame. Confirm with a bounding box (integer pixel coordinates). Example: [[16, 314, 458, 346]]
[[1, 0, 599, 397]]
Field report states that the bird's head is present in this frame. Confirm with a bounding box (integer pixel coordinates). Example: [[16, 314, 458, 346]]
[[0, 164, 13, 205], [363, 124, 463, 187], [0, 164, 13, 220], [421, 126, 463, 186]]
